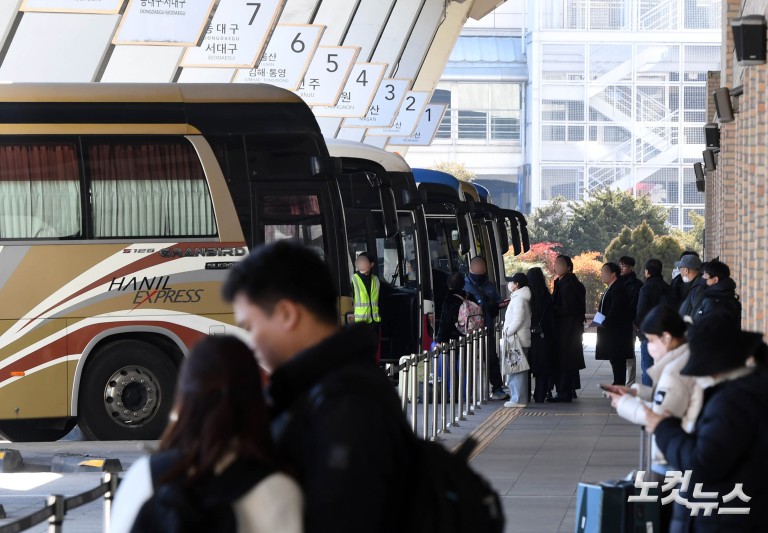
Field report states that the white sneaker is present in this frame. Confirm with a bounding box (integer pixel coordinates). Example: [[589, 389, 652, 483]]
[[504, 401, 527, 408]]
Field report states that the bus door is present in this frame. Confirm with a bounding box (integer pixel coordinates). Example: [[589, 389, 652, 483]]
[[425, 215, 470, 326]]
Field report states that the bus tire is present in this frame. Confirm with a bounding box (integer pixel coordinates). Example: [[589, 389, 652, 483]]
[[78, 340, 177, 441]]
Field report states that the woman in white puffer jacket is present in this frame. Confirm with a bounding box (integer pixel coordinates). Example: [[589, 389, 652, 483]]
[[503, 272, 532, 407], [604, 305, 703, 474]]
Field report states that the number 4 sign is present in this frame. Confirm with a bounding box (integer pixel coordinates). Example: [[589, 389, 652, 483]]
[[388, 104, 448, 146], [366, 91, 430, 137], [295, 46, 360, 107], [233, 24, 325, 90], [314, 63, 387, 118]]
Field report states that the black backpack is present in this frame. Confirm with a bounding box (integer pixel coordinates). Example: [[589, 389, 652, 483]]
[[405, 436, 505, 533], [130, 450, 275, 533], [279, 368, 505, 533]]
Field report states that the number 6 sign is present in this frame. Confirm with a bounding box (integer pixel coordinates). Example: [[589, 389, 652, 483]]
[[233, 24, 325, 90]]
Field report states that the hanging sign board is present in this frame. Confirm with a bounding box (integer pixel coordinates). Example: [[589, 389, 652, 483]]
[[113, 0, 216, 46], [388, 104, 448, 146], [232, 23, 324, 90], [366, 91, 430, 137], [181, 0, 285, 68], [313, 62, 387, 118], [343, 78, 410, 128], [294, 45, 359, 107], [20, 0, 125, 13]]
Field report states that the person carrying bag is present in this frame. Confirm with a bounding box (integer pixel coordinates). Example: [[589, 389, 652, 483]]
[[502, 273, 532, 407]]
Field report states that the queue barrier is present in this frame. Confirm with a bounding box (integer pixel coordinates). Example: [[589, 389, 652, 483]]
[[0, 473, 118, 533], [388, 325, 498, 441]]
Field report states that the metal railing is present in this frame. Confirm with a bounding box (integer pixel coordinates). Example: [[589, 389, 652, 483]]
[[0, 473, 118, 533], [389, 324, 498, 442]]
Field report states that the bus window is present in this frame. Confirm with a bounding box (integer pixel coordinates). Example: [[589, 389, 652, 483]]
[[262, 194, 326, 259], [0, 141, 81, 239], [86, 138, 216, 238], [397, 214, 419, 289], [426, 218, 467, 275], [473, 222, 486, 260]]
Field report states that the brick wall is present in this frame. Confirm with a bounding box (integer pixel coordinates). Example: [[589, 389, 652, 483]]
[[709, 0, 768, 332]]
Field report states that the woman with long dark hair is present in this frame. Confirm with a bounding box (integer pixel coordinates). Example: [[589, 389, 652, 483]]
[[112, 335, 302, 533], [527, 267, 556, 403]]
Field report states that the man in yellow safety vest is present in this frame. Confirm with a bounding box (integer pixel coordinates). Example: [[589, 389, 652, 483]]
[[352, 252, 381, 324]]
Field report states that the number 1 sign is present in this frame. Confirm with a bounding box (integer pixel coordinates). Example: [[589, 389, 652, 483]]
[[233, 24, 325, 90], [388, 104, 448, 146]]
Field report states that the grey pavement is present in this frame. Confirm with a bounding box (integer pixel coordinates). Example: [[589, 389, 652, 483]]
[[470, 335, 640, 533]]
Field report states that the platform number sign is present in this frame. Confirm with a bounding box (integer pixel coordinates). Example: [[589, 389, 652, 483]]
[[181, 0, 285, 68], [388, 104, 448, 146], [233, 24, 325, 90], [342, 78, 410, 128], [20, 0, 125, 13], [366, 91, 430, 137], [314, 63, 387, 118], [114, 0, 216, 46], [295, 46, 360, 107]]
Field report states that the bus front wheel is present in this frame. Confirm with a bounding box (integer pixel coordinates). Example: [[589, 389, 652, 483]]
[[78, 340, 177, 441]]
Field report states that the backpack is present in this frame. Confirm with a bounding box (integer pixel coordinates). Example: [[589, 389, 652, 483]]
[[278, 367, 504, 533], [455, 294, 485, 334], [130, 450, 274, 533], [405, 436, 505, 533]]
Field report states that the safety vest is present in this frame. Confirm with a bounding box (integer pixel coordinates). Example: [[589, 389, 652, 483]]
[[352, 273, 381, 323]]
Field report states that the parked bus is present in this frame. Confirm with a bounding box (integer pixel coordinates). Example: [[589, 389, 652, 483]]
[[327, 140, 434, 359], [0, 83, 351, 441]]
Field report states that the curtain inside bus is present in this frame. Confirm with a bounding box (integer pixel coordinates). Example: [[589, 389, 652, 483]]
[[0, 143, 81, 239], [87, 141, 216, 238]]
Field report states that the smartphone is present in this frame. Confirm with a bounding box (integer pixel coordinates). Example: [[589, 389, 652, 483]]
[[598, 383, 613, 392]]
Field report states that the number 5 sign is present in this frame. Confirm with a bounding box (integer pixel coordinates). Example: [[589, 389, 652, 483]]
[[233, 24, 325, 90], [295, 46, 359, 107], [314, 63, 387, 118]]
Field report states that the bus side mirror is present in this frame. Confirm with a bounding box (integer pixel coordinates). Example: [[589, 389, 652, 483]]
[[458, 219, 471, 257], [380, 185, 399, 239], [311, 156, 342, 176]]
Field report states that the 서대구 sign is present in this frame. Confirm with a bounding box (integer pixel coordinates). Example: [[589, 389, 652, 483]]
[[388, 104, 447, 146], [113, 0, 216, 46], [366, 91, 430, 137], [20, 0, 125, 13], [313, 62, 387, 118], [181, 0, 285, 68], [343, 78, 410, 128], [295, 45, 359, 107], [233, 23, 324, 90]]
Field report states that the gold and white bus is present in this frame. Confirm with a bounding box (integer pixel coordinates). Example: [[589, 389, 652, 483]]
[[0, 83, 351, 441]]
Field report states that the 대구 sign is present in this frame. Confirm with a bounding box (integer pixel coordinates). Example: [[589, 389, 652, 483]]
[[313, 63, 387, 118], [232, 23, 324, 90], [295, 45, 359, 107], [181, 0, 285, 68], [343, 78, 410, 128], [388, 104, 447, 146], [20, 0, 125, 12], [113, 0, 216, 46], [366, 91, 430, 137]]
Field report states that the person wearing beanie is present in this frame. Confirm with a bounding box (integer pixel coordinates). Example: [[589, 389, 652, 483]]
[[502, 273, 532, 407], [643, 312, 768, 532]]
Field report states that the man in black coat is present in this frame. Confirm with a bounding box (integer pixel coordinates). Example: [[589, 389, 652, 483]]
[[670, 250, 699, 307], [697, 260, 741, 325], [676, 254, 707, 320], [595, 262, 635, 386], [223, 241, 410, 533], [635, 259, 673, 386], [619, 256, 643, 385], [549, 255, 586, 403], [644, 313, 768, 533]]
